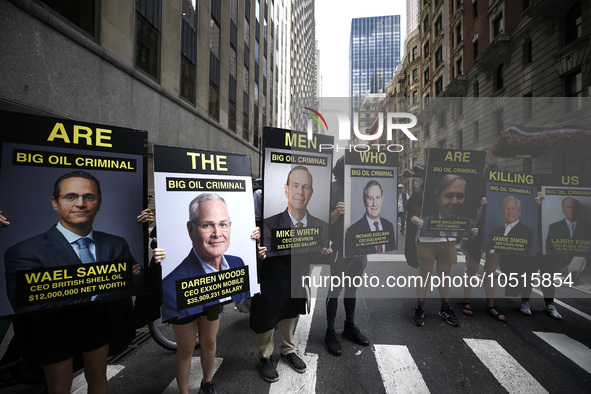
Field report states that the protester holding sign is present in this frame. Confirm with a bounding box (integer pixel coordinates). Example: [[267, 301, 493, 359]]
[[412, 149, 484, 327], [325, 156, 369, 357]]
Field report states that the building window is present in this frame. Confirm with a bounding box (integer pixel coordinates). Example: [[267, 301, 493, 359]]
[[424, 67, 430, 83], [473, 80, 479, 97], [412, 90, 418, 106], [492, 15, 503, 37], [435, 77, 443, 96], [229, 102, 236, 132], [435, 47, 443, 68], [180, 56, 196, 104], [412, 68, 418, 82], [455, 57, 463, 76], [455, 23, 462, 47], [39, 0, 98, 39], [425, 121, 431, 137], [209, 83, 219, 120], [473, 39, 478, 60], [523, 93, 533, 119], [135, 12, 161, 80], [423, 16, 429, 35], [565, 68, 583, 111], [565, 1, 582, 45], [473, 0, 478, 19], [435, 15, 443, 36], [210, 19, 220, 58], [456, 0, 462, 11], [523, 39, 532, 65], [412, 46, 418, 61], [255, 0, 260, 22], [438, 111, 446, 128], [180, 2, 197, 104], [495, 63, 504, 91], [243, 114, 249, 141], [423, 41, 430, 58], [244, 17, 250, 44], [495, 108, 504, 135]]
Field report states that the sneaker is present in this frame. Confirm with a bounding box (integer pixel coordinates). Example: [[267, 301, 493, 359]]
[[280, 352, 306, 373], [199, 379, 218, 394], [342, 322, 369, 346], [412, 306, 425, 326], [259, 357, 279, 382], [324, 329, 342, 356], [439, 307, 460, 326], [544, 304, 563, 320], [520, 301, 532, 316]]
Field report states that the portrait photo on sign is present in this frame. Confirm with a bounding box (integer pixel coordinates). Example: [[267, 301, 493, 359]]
[[344, 167, 398, 258], [262, 158, 332, 255], [541, 185, 591, 256], [154, 171, 258, 322], [484, 188, 539, 257], [0, 143, 146, 317]]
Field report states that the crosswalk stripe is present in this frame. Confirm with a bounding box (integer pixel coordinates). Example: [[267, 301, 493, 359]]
[[464, 338, 548, 393], [269, 266, 322, 394], [162, 357, 223, 393], [71, 364, 124, 393], [533, 332, 591, 375], [374, 345, 430, 394]]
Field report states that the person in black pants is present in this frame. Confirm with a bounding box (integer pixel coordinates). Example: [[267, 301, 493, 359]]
[[324, 157, 369, 356]]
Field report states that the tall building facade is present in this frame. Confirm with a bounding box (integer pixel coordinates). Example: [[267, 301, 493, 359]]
[[406, 0, 420, 36], [350, 15, 401, 122], [388, 0, 590, 193], [0, 0, 317, 179]]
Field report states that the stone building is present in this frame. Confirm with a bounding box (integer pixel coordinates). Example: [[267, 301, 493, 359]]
[[0, 0, 318, 181]]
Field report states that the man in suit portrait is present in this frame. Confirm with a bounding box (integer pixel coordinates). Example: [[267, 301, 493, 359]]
[[162, 193, 247, 321], [546, 197, 591, 255], [421, 174, 477, 238], [3, 169, 139, 394], [263, 165, 328, 253], [345, 180, 395, 257], [487, 195, 534, 254]]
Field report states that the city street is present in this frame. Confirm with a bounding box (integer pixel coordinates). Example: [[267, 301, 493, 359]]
[[2, 235, 590, 394]]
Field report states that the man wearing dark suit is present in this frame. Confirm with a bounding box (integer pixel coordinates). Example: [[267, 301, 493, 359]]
[[486, 196, 534, 255], [263, 165, 329, 254], [256, 165, 329, 382], [345, 180, 396, 257], [546, 197, 591, 255], [3, 170, 138, 394], [161, 248, 246, 322]]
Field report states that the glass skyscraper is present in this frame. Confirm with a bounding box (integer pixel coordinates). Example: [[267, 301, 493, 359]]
[[350, 15, 401, 122]]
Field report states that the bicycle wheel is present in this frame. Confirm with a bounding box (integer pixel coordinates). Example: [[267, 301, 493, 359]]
[[148, 317, 177, 351], [148, 317, 200, 351]]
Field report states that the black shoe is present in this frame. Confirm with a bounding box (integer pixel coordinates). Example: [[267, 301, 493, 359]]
[[280, 352, 307, 373], [259, 357, 279, 382], [342, 322, 369, 346], [412, 306, 425, 326], [439, 307, 460, 326], [324, 329, 342, 356], [199, 379, 218, 394]]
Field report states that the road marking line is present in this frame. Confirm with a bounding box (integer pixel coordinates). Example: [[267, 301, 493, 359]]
[[269, 265, 322, 394], [464, 338, 548, 393], [533, 332, 591, 375], [530, 288, 591, 321], [374, 344, 430, 394], [71, 364, 124, 393], [162, 357, 223, 393]]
